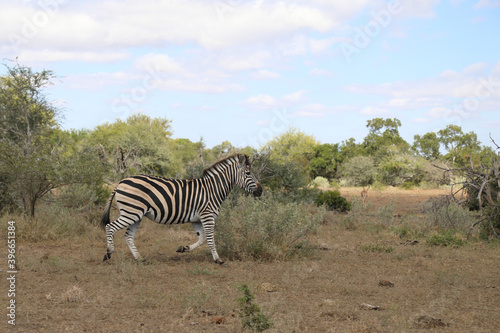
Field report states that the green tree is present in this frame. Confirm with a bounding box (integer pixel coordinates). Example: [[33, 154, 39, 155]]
[[341, 156, 376, 187], [309, 143, 340, 179], [0, 62, 104, 216], [378, 152, 425, 186], [413, 132, 441, 160], [363, 118, 409, 156], [170, 138, 204, 177], [264, 127, 318, 171], [339, 137, 366, 161], [85, 114, 175, 179], [437, 125, 481, 166], [263, 128, 319, 192]]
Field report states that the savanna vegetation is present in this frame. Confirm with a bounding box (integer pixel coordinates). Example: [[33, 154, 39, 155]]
[[1, 62, 499, 332]]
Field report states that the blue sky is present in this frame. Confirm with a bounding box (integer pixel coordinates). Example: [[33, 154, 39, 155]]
[[1, 0, 500, 149]]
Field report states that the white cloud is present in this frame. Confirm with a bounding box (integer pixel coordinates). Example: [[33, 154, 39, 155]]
[[294, 103, 352, 118], [397, 0, 441, 19], [463, 62, 488, 75], [388, 98, 409, 107], [217, 50, 273, 71], [474, 0, 500, 8], [292, 111, 325, 118], [250, 69, 281, 79], [345, 62, 500, 102], [427, 107, 453, 118], [295, 0, 370, 21], [282, 91, 306, 103], [131, 52, 243, 93], [157, 80, 244, 94], [66, 72, 135, 90], [245, 91, 306, 109], [309, 68, 333, 76], [471, 16, 486, 23], [412, 117, 430, 123], [15, 49, 128, 63], [134, 53, 185, 74], [344, 61, 500, 122], [360, 106, 392, 116], [245, 94, 280, 109], [0, 0, 344, 55], [280, 35, 346, 56], [492, 60, 500, 75]]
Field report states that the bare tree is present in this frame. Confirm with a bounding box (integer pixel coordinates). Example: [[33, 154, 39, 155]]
[[435, 136, 500, 239]]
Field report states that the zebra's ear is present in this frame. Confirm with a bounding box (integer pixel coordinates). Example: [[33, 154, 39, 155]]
[[238, 154, 250, 167]]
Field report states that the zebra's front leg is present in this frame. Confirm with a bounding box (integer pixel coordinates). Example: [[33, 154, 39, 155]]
[[202, 218, 225, 265], [176, 222, 205, 253]]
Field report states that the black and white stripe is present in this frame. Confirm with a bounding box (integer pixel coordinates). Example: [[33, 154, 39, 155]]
[[101, 154, 262, 264]]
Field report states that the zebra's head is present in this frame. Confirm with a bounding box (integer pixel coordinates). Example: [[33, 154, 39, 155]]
[[236, 155, 262, 197]]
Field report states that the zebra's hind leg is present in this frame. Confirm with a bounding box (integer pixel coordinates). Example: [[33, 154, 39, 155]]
[[176, 222, 205, 253], [124, 221, 144, 261], [103, 223, 116, 261], [103, 217, 138, 261]]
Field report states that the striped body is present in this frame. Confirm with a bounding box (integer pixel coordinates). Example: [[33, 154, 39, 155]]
[[101, 154, 262, 264], [116, 176, 210, 225]]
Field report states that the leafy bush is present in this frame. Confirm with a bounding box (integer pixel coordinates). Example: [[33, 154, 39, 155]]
[[341, 156, 376, 187], [426, 231, 466, 247], [423, 197, 475, 233], [7, 206, 94, 242], [261, 159, 310, 194], [237, 284, 272, 332], [216, 195, 326, 261], [378, 154, 425, 187], [315, 190, 351, 212], [391, 226, 426, 239], [312, 176, 330, 189]]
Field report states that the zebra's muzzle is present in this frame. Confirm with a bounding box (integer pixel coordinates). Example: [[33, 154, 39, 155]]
[[253, 183, 263, 197]]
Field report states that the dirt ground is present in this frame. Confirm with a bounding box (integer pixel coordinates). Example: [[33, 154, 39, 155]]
[[1, 188, 499, 332]]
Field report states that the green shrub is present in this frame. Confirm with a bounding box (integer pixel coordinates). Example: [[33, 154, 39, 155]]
[[426, 231, 466, 247], [237, 284, 272, 332], [391, 226, 426, 239], [216, 195, 325, 261], [312, 176, 330, 189], [8, 205, 93, 242], [315, 190, 351, 212], [341, 156, 376, 186], [423, 197, 475, 233], [478, 206, 500, 240]]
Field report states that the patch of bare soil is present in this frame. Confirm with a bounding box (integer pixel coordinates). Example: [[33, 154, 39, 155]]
[[1, 189, 499, 332], [340, 186, 448, 215]]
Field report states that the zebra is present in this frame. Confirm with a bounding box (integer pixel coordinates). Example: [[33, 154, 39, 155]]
[[101, 154, 262, 265]]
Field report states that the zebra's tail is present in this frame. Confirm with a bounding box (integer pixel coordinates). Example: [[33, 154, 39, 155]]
[[100, 188, 117, 230]]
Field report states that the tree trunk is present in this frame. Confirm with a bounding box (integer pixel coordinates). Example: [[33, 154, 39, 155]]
[[30, 198, 36, 218]]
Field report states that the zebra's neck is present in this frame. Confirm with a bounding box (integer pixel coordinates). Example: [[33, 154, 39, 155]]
[[202, 163, 237, 206]]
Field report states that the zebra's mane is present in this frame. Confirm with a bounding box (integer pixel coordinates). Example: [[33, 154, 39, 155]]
[[202, 154, 249, 177]]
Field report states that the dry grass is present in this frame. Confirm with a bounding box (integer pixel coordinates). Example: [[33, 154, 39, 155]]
[[1, 187, 499, 332]]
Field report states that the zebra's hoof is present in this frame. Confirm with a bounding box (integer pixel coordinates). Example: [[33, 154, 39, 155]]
[[215, 260, 226, 266], [103, 253, 112, 261], [176, 245, 187, 253]]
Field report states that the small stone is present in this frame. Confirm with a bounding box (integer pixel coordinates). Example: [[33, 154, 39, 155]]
[[259, 282, 278, 292], [379, 280, 395, 287], [210, 316, 226, 325], [202, 309, 217, 316], [413, 315, 448, 329], [360, 303, 380, 310], [320, 299, 336, 307]]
